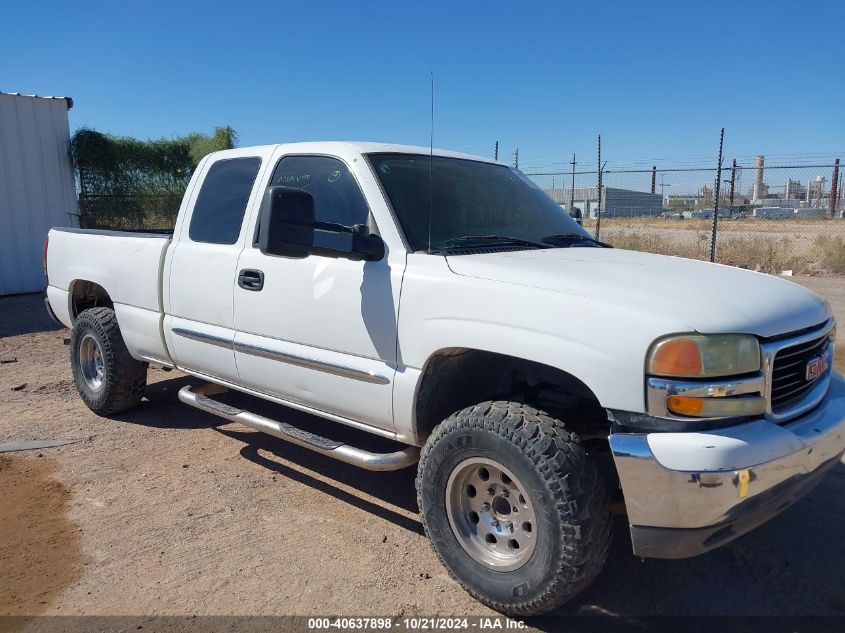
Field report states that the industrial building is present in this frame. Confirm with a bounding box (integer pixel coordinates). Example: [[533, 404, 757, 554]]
[[545, 186, 664, 218], [0, 92, 77, 295], [751, 155, 769, 203], [750, 155, 838, 213]]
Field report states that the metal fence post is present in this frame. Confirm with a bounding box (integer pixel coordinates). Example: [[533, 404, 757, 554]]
[[651, 166, 656, 194], [569, 153, 576, 216], [709, 128, 724, 263], [494, 141, 499, 161], [595, 135, 602, 241], [830, 158, 840, 218]]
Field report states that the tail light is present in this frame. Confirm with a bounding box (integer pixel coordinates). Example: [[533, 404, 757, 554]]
[[43, 237, 49, 285]]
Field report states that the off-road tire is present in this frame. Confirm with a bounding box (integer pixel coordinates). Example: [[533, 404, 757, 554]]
[[70, 307, 147, 415], [416, 401, 612, 616]]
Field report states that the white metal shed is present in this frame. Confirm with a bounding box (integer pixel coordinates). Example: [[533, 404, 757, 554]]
[[0, 92, 78, 295]]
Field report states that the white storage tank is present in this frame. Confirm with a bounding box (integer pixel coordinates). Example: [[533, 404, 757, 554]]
[[0, 92, 78, 295]]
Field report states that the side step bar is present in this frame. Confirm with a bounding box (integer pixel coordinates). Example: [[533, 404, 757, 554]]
[[178, 384, 419, 471]]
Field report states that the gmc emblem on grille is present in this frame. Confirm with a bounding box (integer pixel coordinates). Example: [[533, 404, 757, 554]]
[[805, 351, 830, 382]]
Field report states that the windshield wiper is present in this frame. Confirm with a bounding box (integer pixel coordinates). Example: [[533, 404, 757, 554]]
[[443, 235, 552, 250], [542, 233, 612, 248]]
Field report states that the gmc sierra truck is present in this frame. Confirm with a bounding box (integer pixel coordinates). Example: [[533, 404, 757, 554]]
[[45, 142, 845, 615]]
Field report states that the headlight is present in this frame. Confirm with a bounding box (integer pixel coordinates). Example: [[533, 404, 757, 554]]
[[647, 334, 761, 378]]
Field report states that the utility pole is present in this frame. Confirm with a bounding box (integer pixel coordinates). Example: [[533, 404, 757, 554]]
[[569, 153, 576, 214], [728, 159, 737, 216], [659, 173, 671, 201], [494, 141, 499, 161]]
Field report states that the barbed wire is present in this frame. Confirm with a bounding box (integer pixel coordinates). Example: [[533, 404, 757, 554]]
[[523, 163, 838, 177]]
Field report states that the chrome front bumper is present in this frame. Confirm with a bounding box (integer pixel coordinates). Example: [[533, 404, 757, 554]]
[[610, 372, 845, 559]]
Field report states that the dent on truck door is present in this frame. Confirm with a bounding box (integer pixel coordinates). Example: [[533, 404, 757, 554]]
[[166, 157, 263, 383], [232, 154, 402, 432]]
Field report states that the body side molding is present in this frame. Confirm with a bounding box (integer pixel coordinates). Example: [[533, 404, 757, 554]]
[[172, 327, 391, 385]]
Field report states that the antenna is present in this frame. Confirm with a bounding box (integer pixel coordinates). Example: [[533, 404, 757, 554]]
[[428, 71, 434, 254]]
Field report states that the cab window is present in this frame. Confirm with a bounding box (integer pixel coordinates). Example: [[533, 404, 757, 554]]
[[189, 157, 261, 244]]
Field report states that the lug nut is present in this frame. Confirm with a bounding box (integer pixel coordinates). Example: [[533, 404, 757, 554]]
[[481, 502, 490, 512], [501, 489, 509, 498], [491, 518, 500, 528], [487, 488, 495, 497]]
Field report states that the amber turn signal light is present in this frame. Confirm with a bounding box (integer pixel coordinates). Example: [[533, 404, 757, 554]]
[[650, 339, 703, 377], [666, 395, 704, 416], [666, 395, 766, 418]]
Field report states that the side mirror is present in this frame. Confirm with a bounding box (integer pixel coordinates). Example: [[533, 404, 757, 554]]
[[257, 186, 316, 259], [257, 186, 385, 261]]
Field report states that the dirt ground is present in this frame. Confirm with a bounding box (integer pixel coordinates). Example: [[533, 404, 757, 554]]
[[1, 278, 844, 621]]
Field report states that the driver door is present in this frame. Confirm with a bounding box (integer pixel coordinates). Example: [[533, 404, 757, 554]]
[[232, 153, 402, 433]]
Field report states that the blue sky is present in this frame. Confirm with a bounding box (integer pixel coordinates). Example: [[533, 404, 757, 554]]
[[3, 0, 842, 169]]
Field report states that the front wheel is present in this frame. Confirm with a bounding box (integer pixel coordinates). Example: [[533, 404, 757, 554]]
[[416, 401, 612, 616], [70, 307, 147, 415]]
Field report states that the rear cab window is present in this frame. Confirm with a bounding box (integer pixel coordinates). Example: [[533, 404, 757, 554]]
[[189, 157, 262, 244]]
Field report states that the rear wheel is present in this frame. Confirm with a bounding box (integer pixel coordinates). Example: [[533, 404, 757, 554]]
[[416, 401, 612, 616], [70, 307, 147, 415]]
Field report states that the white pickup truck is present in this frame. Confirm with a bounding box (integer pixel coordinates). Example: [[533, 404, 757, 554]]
[[45, 142, 845, 615]]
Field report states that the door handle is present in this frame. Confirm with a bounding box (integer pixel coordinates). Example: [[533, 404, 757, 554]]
[[238, 268, 264, 291]]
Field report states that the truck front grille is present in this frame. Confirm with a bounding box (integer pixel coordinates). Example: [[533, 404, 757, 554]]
[[770, 333, 831, 414]]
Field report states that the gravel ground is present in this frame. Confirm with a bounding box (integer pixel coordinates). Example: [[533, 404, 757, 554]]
[[1, 278, 844, 622]]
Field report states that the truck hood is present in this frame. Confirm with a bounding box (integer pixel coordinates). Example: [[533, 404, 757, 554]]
[[445, 248, 831, 338]]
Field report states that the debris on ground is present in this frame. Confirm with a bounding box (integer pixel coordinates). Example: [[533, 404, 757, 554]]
[[0, 439, 80, 453]]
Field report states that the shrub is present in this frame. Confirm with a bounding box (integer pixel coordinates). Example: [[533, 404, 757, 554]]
[[606, 229, 711, 260], [715, 235, 797, 274], [815, 236, 845, 273]]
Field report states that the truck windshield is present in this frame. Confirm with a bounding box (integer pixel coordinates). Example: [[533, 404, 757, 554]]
[[367, 153, 591, 252]]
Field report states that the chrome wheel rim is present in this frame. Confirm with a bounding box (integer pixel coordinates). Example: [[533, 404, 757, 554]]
[[79, 333, 105, 391], [445, 457, 537, 571]]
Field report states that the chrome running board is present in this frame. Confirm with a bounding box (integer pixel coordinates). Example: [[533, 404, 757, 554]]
[[178, 384, 419, 472]]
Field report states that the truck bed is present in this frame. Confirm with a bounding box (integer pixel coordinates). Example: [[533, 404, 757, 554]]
[[46, 227, 172, 365]]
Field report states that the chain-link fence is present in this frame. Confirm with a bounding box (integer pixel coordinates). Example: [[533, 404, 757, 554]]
[[75, 143, 843, 275], [525, 158, 844, 274]]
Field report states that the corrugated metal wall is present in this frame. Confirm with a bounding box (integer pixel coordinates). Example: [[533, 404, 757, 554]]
[[0, 93, 77, 295]]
